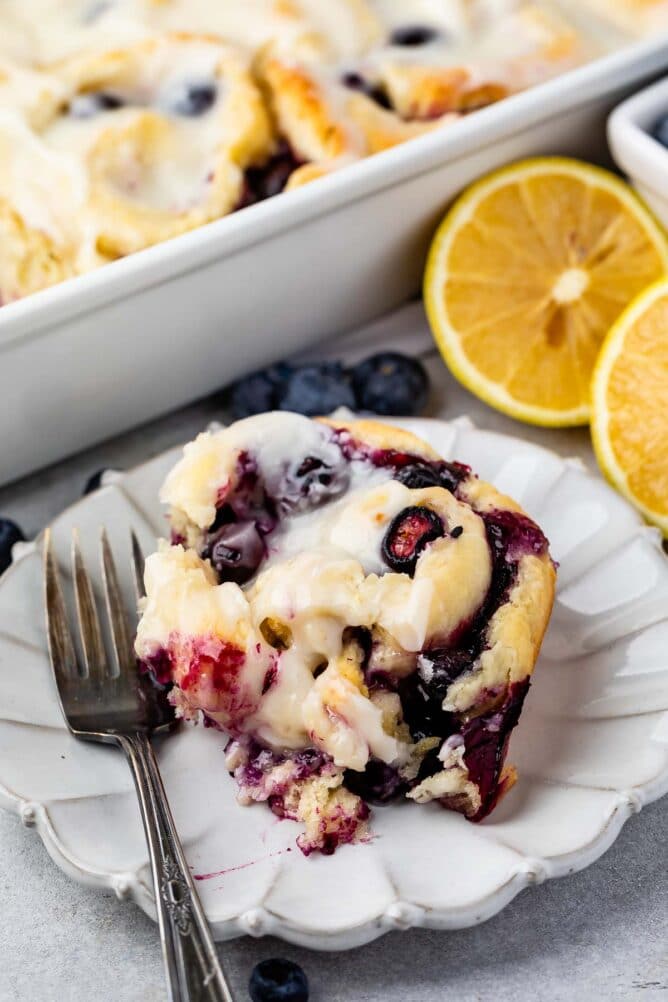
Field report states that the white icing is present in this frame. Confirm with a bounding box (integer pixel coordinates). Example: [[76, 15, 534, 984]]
[[137, 413, 496, 773]]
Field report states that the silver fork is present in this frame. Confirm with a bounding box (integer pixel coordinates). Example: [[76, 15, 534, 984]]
[[44, 527, 234, 1002]]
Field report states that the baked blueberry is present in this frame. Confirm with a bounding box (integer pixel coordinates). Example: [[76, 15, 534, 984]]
[[340, 71, 391, 109], [394, 462, 440, 489], [70, 91, 125, 118], [278, 363, 356, 416], [229, 364, 294, 419], [249, 958, 309, 1002], [390, 25, 440, 46], [241, 143, 302, 206], [382, 505, 444, 574], [351, 352, 429, 416], [203, 520, 264, 584], [169, 81, 217, 117], [83, 468, 120, 495], [279, 454, 349, 512], [418, 647, 474, 698], [652, 113, 668, 148], [0, 518, 25, 575]]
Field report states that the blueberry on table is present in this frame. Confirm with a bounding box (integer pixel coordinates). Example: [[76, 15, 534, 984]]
[[278, 363, 356, 416], [0, 518, 25, 575], [351, 352, 429, 416], [83, 468, 120, 495], [249, 958, 309, 1002], [651, 113, 668, 148], [229, 364, 294, 419]]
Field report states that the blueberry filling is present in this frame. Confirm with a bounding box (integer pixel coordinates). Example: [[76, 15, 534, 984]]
[[390, 25, 440, 46], [340, 71, 392, 110], [382, 505, 445, 575], [69, 91, 125, 118], [462, 678, 530, 820], [169, 81, 217, 117], [344, 760, 407, 803], [239, 142, 303, 208], [393, 459, 470, 493]]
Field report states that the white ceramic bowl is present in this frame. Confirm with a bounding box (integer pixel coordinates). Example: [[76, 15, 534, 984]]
[[1, 38, 668, 487], [608, 76, 668, 225]]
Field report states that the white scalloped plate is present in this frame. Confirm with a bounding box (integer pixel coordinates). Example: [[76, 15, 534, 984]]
[[1, 417, 667, 951]]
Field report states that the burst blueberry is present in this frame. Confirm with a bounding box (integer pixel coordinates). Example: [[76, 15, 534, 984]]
[[382, 505, 444, 575], [0, 518, 25, 575], [278, 363, 356, 416], [249, 958, 309, 1002], [351, 352, 429, 416]]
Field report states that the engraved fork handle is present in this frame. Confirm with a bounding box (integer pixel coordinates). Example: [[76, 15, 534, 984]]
[[119, 732, 234, 1002]]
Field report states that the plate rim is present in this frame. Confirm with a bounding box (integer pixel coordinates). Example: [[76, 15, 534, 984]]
[[1, 415, 666, 951]]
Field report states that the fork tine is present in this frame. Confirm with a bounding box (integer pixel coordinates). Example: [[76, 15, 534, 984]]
[[130, 529, 146, 602], [100, 528, 134, 676], [44, 529, 79, 687], [71, 529, 108, 679]]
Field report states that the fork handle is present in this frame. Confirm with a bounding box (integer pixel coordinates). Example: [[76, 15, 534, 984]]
[[119, 732, 234, 1002]]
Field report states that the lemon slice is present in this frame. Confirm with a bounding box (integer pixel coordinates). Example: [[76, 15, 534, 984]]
[[591, 278, 668, 533], [424, 157, 668, 426]]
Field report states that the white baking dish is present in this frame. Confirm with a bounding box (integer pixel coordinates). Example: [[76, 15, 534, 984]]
[[1, 35, 667, 487], [608, 75, 668, 226]]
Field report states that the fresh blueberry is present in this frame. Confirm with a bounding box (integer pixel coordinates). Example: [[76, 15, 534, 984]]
[[652, 113, 668, 148], [340, 71, 391, 110], [83, 468, 119, 495], [351, 352, 429, 416], [229, 364, 294, 419], [382, 505, 444, 575], [390, 25, 440, 46], [249, 958, 309, 1002], [0, 518, 25, 575], [278, 363, 356, 416], [203, 520, 265, 584], [70, 91, 125, 118], [169, 81, 217, 117]]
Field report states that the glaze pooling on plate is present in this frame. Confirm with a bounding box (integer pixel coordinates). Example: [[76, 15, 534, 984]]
[[0, 0, 662, 304], [1, 417, 667, 947], [134, 414, 555, 854]]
